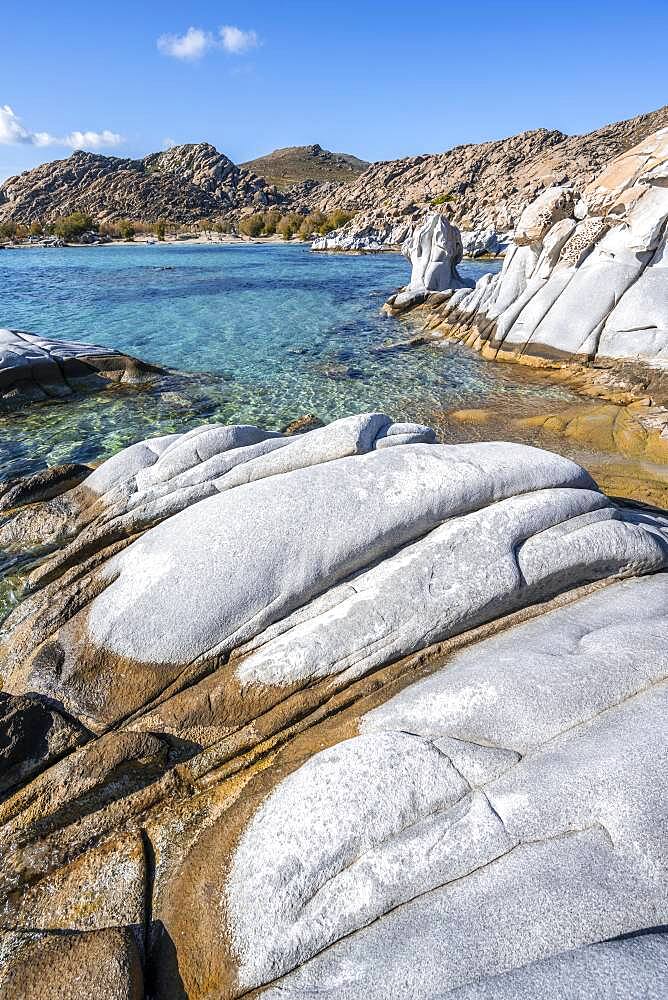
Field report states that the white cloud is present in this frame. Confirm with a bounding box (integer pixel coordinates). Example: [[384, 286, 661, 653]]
[[157, 24, 259, 60], [0, 105, 124, 149], [219, 25, 258, 53], [0, 105, 33, 144], [63, 129, 124, 149], [157, 26, 213, 61]]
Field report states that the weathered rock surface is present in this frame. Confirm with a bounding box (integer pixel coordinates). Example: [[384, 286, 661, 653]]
[[460, 225, 510, 258], [0, 693, 89, 796], [0, 328, 163, 408], [386, 214, 474, 311], [0, 414, 666, 996], [0, 462, 92, 512], [0, 926, 144, 999], [0, 143, 284, 225], [315, 103, 668, 252], [389, 128, 668, 381]]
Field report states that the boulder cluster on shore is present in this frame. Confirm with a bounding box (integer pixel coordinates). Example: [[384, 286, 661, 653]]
[[383, 127, 668, 467], [0, 411, 667, 997], [386, 127, 668, 368]]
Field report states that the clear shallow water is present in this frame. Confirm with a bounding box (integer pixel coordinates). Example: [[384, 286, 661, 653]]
[[0, 243, 574, 479]]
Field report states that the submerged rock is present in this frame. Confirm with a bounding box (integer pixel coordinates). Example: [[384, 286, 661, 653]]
[[281, 413, 325, 435], [0, 413, 666, 996], [0, 329, 163, 409]]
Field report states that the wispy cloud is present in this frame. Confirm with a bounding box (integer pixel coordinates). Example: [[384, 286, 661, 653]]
[[0, 105, 124, 149], [62, 129, 125, 149], [157, 25, 259, 61], [157, 26, 213, 60], [220, 26, 258, 54]]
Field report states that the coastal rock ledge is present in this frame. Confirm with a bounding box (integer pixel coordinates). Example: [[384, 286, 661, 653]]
[[0, 412, 667, 998], [386, 126, 668, 372], [0, 328, 163, 408]]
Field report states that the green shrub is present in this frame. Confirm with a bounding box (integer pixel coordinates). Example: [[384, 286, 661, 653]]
[[155, 220, 166, 241], [0, 221, 19, 240], [117, 220, 136, 241], [276, 213, 302, 240], [328, 209, 353, 230], [430, 193, 454, 207], [52, 211, 94, 241], [298, 219, 313, 240], [262, 210, 282, 236], [238, 214, 265, 238]]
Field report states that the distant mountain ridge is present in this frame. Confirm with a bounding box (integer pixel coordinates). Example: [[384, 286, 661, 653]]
[[313, 104, 668, 243], [0, 144, 284, 224], [1, 106, 667, 232], [240, 144, 368, 190]]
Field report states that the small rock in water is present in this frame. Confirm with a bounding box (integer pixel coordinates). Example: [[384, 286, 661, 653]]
[[0, 463, 92, 512], [160, 391, 200, 408], [281, 414, 325, 435]]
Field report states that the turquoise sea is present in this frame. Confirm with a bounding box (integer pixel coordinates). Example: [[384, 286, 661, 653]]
[[0, 242, 573, 479]]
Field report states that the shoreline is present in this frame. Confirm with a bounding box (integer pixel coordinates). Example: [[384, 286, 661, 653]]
[[0, 235, 501, 258], [0, 233, 305, 250], [392, 305, 668, 506], [2, 239, 666, 506]]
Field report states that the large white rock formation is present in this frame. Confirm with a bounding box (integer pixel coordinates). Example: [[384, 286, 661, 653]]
[[388, 214, 475, 311], [0, 328, 161, 406], [389, 127, 668, 370], [1, 414, 666, 997]]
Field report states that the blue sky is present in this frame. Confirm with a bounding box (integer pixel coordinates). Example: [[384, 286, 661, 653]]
[[2, 0, 667, 179]]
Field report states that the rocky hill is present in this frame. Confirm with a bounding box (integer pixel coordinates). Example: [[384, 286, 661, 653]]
[[2, 106, 667, 235], [241, 144, 368, 189], [0, 143, 284, 224], [314, 104, 668, 247]]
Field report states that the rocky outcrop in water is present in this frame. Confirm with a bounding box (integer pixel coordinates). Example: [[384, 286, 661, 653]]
[[388, 127, 668, 371], [0, 412, 666, 997], [0, 329, 163, 408], [312, 219, 411, 252], [386, 214, 474, 312], [315, 104, 668, 252], [0, 144, 283, 224]]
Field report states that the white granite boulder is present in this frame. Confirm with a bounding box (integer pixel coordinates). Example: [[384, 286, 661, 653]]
[[385, 214, 475, 312], [390, 127, 668, 369], [1, 413, 668, 997], [460, 225, 510, 258], [225, 573, 668, 998], [0, 328, 162, 407]]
